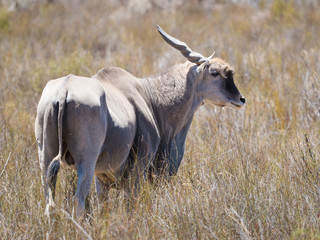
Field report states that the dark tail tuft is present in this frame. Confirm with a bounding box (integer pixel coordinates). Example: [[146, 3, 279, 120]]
[[46, 158, 60, 188]]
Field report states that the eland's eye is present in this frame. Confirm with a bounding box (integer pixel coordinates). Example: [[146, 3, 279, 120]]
[[211, 71, 220, 77]]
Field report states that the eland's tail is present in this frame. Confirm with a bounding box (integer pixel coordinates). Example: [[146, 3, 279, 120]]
[[46, 78, 68, 198]]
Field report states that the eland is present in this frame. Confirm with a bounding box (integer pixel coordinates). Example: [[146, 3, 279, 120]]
[[35, 25, 245, 218]]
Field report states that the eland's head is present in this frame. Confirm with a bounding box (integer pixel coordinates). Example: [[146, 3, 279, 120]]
[[157, 25, 246, 109]]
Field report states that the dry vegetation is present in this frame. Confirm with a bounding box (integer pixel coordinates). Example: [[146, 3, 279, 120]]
[[0, 0, 320, 239]]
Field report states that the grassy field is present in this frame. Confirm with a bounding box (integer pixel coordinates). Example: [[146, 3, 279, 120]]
[[0, 0, 319, 239]]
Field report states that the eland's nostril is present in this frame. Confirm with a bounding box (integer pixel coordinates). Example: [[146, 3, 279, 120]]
[[240, 96, 246, 104]]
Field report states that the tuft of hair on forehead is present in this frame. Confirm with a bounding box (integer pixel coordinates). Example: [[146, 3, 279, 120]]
[[208, 58, 235, 78]]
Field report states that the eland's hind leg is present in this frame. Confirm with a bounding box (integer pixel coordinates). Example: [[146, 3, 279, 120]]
[[95, 176, 112, 207], [65, 107, 108, 219], [73, 156, 97, 219]]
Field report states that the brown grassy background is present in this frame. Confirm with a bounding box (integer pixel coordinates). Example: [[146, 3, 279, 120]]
[[0, 0, 319, 239]]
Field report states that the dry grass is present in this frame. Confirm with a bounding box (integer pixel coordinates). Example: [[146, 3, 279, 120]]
[[0, 0, 320, 239]]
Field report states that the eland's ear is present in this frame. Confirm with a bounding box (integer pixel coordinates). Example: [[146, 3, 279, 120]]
[[157, 25, 213, 65], [195, 61, 208, 79]]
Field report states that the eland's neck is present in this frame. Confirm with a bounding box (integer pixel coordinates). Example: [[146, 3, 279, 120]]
[[146, 62, 203, 137]]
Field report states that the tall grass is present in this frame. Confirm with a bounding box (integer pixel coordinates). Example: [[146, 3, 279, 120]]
[[0, 1, 319, 239]]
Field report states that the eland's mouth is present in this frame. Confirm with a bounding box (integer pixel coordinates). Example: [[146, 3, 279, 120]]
[[231, 101, 244, 108], [228, 96, 246, 109]]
